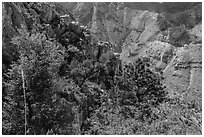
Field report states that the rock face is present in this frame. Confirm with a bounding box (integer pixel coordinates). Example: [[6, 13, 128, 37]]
[[163, 43, 202, 107], [2, 2, 202, 108], [120, 23, 201, 108], [2, 2, 73, 65], [72, 3, 162, 52], [70, 2, 202, 107]]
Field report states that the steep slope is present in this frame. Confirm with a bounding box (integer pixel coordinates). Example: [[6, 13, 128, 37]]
[[71, 2, 201, 49], [2, 2, 202, 135], [2, 2, 75, 66], [69, 2, 202, 108], [2, 2, 202, 108]]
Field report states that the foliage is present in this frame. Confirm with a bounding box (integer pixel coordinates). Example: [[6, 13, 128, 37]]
[[85, 88, 202, 135], [85, 57, 168, 134], [2, 2, 201, 135], [2, 26, 76, 134]]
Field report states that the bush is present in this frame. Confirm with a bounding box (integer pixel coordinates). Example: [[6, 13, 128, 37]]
[[2, 27, 76, 134], [86, 57, 168, 134], [5, 2, 198, 135]]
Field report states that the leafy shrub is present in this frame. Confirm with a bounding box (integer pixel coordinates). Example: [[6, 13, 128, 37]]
[[4, 2, 200, 135], [86, 57, 168, 134], [117, 58, 167, 107], [2, 27, 76, 134]]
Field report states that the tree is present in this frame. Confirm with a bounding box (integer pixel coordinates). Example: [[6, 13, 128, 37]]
[[86, 57, 168, 134], [2, 26, 76, 134]]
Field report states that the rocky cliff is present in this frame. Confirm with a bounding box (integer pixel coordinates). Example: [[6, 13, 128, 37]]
[[2, 2, 202, 108], [69, 2, 202, 107], [71, 2, 201, 49], [67, 2, 203, 108]]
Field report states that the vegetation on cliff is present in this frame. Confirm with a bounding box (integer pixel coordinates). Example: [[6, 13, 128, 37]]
[[2, 2, 202, 135]]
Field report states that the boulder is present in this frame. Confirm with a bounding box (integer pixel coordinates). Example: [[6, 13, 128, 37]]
[[155, 61, 167, 71]]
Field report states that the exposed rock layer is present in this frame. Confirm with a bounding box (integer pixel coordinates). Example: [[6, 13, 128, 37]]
[[71, 2, 202, 108], [2, 2, 202, 108]]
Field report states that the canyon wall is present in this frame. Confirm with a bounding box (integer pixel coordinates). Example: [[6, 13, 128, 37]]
[[2, 2, 202, 108]]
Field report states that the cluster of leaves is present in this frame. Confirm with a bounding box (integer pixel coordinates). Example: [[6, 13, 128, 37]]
[[3, 2, 171, 135], [85, 81, 201, 135], [2, 4, 109, 134], [85, 57, 168, 134], [2, 26, 76, 134]]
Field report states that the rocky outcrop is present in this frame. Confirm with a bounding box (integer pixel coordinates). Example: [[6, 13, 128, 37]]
[[2, 2, 202, 108], [188, 23, 202, 43], [72, 2, 93, 26], [120, 23, 201, 108], [163, 43, 202, 107], [2, 2, 75, 65], [120, 41, 174, 69]]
